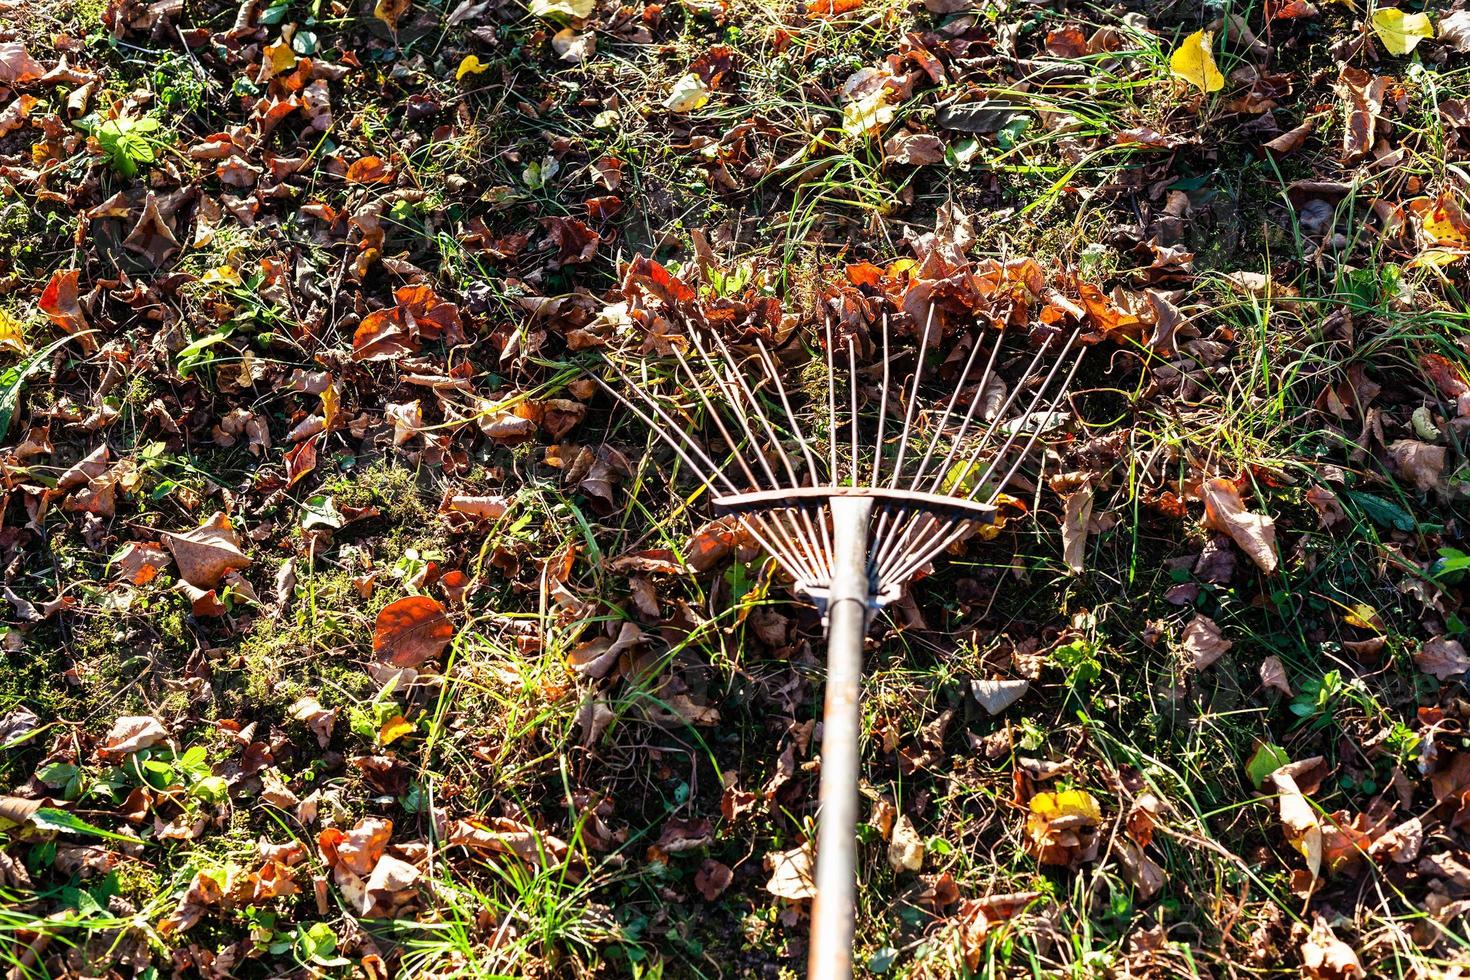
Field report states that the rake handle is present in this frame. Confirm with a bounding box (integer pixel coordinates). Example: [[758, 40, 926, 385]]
[[808, 495, 873, 980]]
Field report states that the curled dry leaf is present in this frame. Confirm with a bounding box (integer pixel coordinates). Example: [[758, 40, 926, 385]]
[[1387, 439, 1445, 492], [101, 715, 168, 758], [1113, 838, 1165, 898], [1416, 636, 1470, 681], [1182, 614, 1232, 671], [1301, 917, 1364, 980], [1259, 655, 1291, 695], [1270, 769, 1322, 879], [568, 621, 645, 679], [1337, 67, 1388, 165], [373, 596, 455, 669], [39, 269, 95, 351], [694, 859, 733, 900], [971, 678, 1029, 715], [0, 42, 44, 84], [1025, 789, 1102, 867], [289, 696, 338, 748], [764, 843, 816, 900], [1201, 477, 1277, 573], [163, 512, 251, 589], [888, 814, 925, 872], [1060, 484, 1094, 575], [115, 542, 171, 586], [440, 493, 510, 521]]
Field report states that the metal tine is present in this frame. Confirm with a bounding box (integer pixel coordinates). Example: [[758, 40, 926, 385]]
[[886, 303, 937, 490], [874, 333, 1081, 588], [701, 328, 836, 585], [866, 303, 937, 589], [847, 336, 860, 489], [685, 329, 833, 584], [749, 336, 836, 578], [867, 324, 997, 583], [867, 328, 1018, 581], [878, 340, 1085, 588], [872, 313, 890, 489], [823, 314, 839, 484], [983, 347, 1087, 505], [591, 367, 824, 587], [668, 343, 770, 495], [940, 332, 1081, 502]]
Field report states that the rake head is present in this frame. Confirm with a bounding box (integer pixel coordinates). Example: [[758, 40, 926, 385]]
[[598, 308, 1084, 608]]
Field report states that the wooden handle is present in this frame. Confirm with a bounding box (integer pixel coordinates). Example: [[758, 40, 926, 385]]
[[808, 495, 873, 980]]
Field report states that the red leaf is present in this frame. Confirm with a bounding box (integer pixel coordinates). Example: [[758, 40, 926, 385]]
[[284, 436, 319, 487], [40, 270, 92, 348], [346, 155, 392, 184], [373, 596, 455, 668]]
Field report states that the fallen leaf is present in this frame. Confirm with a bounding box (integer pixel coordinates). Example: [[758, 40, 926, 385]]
[[1300, 917, 1364, 980], [1201, 477, 1277, 573], [1371, 8, 1433, 55], [971, 678, 1029, 715], [664, 73, 710, 113], [289, 696, 338, 748], [1387, 439, 1445, 492], [1337, 67, 1388, 165], [1259, 655, 1291, 695], [373, 596, 455, 668], [694, 859, 733, 900], [39, 269, 92, 349], [551, 28, 595, 63], [568, 621, 645, 678], [764, 843, 816, 900], [1169, 30, 1224, 94], [1416, 636, 1470, 681], [806, 0, 861, 16], [373, 0, 410, 30], [1025, 789, 1102, 866], [888, 814, 925, 872], [101, 716, 168, 758], [1271, 769, 1322, 879], [1182, 614, 1232, 671], [529, 0, 594, 17], [0, 42, 43, 85], [1060, 484, 1093, 574], [1442, 11, 1470, 53], [346, 155, 392, 184], [122, 193, 181, 267], [163, 512, 252, 589], [115, 542, 172, 585], [456, 54, 489, 80], [1113, 838, 1164, 898], [440, 494, 510, 521]]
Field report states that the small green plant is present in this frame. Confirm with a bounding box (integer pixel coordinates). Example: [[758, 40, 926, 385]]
[[76, 112, 163, 178]]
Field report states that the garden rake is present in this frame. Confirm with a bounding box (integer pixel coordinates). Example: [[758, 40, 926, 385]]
[[598, 306, 1083, 980]]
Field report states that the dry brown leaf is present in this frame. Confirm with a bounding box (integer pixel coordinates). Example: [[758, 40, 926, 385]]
[[373, 596, 455, 668], [764, 843, 816, 900], [1259, 655, 1291, 694], [289, 696, 338, 748], [1201, 477, 1277, 573], [1301, 917, 1364, 980], [439, 493, 511, 521], [101, 715, 168, 758], [1387, 439, 1446, 492], [0, 42, 43, 84], [971, 678, 1029, 715], [1182, 614, 1232, 671], [1060, 484, 1094, 575], [1270, 769, 1322, 879], [122, 193, 181, 267], [694, 859, 733, 900], [1416, 636, 1470, 681], [889, 814, 925, 872], [1337, 67, 1388, 165], [163, 513, 251, 589], [567, 621, 645, 679], [114, 542, 171, 586], [1113, 838, 1164, 898]]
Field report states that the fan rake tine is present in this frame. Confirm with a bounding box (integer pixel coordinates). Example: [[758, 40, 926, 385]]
[[868, 303, 937, 591], [824, 314, 840, 484], [695, 328, 835, 585], [872, 313, 890, 489], [846, 337, 860, 489], [592, 367, 823, 586], [983, 347, 1087, 506]]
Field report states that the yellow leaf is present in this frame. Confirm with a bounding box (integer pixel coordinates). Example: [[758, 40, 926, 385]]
[[664, 73, 711, 114], [1028, 789, 1102, 826], [0, 309, 27, 356], [1169, 30, 1224, 94], [528, 0, 594, 18], [373, 0, 410, 30], [456, 54, 488, 81], [1371, 8, 1433, 55], [199, 264, 242, 288], [379, 715, 415, 746], [841, 88, 894, 137], [320, 381, 340, 431]]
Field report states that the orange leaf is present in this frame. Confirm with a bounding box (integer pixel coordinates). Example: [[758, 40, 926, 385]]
[[373, 596, 454, 668], [346, 155, 392, 184], [39, 269, 94, 350], [805, 0, 861, 16]]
